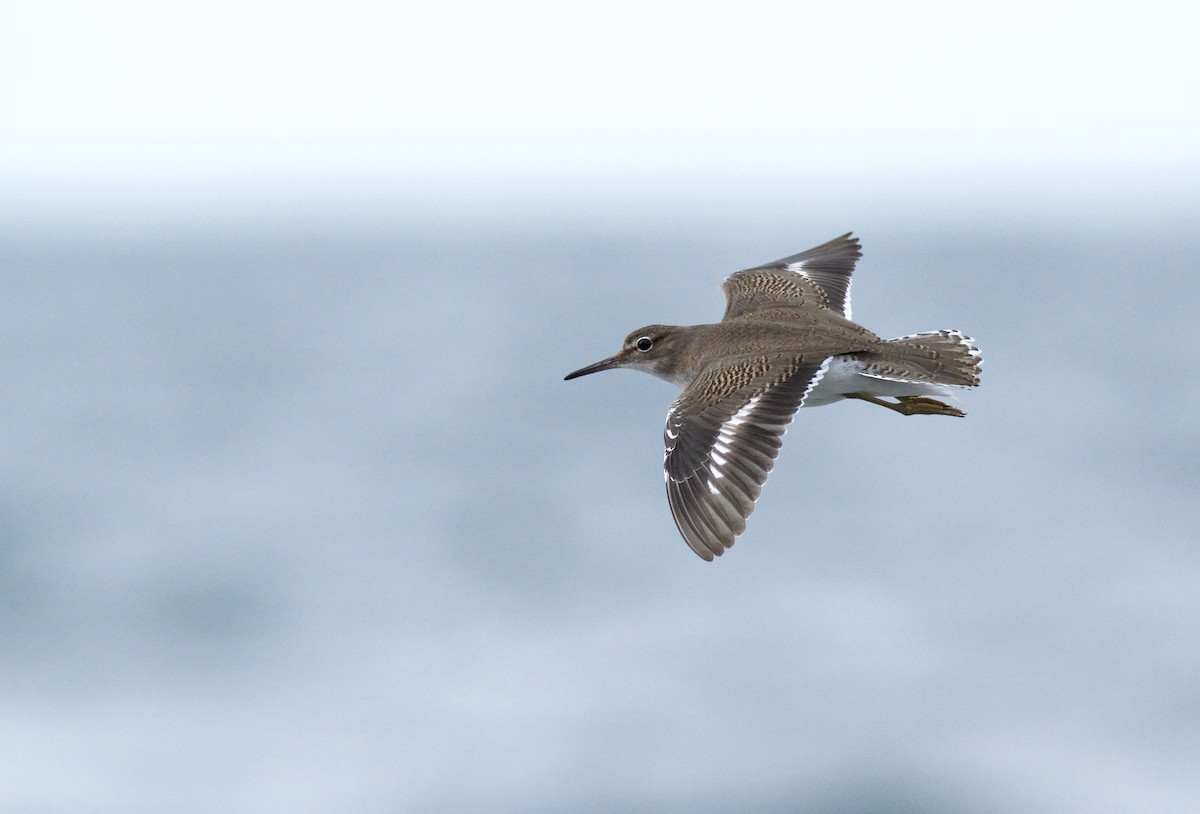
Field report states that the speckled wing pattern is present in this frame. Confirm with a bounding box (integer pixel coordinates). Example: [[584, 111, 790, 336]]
[[663, 355, 831, 560], [721, 232, 862, 320]]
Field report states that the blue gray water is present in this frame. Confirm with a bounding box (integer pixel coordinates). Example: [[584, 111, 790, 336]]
[[2, 179, 1198, 812]]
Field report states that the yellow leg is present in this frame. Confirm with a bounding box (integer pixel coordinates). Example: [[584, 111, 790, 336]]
[[844, 392, 965, 417]]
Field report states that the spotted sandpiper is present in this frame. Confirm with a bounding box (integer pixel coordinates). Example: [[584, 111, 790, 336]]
[[564, 233, 981, 561]]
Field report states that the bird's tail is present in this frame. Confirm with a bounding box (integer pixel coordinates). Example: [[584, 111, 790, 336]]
[[853, 330, 982, 387]]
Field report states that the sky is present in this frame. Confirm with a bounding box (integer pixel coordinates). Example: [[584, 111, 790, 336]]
[[3, 0, 1198, 193]]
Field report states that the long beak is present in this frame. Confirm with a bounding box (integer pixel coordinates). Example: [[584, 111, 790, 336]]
[[564, 354, 622, 381]]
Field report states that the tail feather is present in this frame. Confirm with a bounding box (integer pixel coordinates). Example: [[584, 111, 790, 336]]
[[855, 330, 982, 388]]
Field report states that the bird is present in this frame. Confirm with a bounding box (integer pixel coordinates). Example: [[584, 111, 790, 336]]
[[563, 232, 982, 561]]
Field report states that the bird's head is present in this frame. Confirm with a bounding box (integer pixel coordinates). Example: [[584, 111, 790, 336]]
[[564, 325, 690, 386]]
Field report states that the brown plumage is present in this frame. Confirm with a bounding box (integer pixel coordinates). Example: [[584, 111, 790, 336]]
[[565, 233, 982, 560]]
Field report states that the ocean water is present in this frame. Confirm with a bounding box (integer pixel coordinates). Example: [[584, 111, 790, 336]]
[[1, 181, 1198, 812]]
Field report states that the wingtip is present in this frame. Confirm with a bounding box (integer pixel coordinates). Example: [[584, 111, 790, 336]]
[[836, 231, 862, 256]]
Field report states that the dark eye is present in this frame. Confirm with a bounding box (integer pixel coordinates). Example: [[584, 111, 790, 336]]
[[636, 336, 653, 352]]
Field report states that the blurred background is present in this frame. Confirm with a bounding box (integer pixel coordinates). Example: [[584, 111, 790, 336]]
[[2, 2, 1198, 812]]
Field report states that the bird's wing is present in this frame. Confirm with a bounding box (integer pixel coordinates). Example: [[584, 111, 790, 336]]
[[721, 233, 861, 321], [663, 355, 831, 560]]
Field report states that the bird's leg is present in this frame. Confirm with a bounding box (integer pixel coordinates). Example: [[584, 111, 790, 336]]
[[844, 392, 965, 417]]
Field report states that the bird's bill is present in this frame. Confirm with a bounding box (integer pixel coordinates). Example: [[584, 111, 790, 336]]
[[563, 355, 622, 380]]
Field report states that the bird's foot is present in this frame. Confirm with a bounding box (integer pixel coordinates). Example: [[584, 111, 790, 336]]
[[844, 393, 965, 417]]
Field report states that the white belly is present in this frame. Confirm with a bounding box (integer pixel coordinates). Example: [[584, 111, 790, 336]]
[[804, 355, 952, 407]]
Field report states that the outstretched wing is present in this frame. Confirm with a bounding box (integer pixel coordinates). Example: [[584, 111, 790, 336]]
[[663, 355, 831, 560], [721, 233, 861, 321]]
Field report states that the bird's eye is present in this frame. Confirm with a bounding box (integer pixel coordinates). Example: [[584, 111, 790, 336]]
[[636, 337, 653, 352]]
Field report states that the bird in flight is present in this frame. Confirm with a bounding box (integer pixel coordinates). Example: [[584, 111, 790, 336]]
[[564, 233, 982, 561]]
